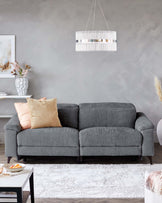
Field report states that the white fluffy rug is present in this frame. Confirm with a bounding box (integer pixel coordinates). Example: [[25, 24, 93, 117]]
[[25, 164, 162, 198]]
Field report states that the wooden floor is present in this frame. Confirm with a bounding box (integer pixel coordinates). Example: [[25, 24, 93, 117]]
[[34, 198, 143, 203], [1, 144, 162, 203]]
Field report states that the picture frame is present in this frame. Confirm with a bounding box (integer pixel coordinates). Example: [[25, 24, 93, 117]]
[[0, 35, 15, 78]]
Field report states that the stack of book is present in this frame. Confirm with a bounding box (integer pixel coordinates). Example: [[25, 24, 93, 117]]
[[0, 92, 7, 96], [0, 192, 17, 202]]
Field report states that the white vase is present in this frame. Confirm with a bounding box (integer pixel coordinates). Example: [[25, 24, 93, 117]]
[[15, 76, 28, 96], [157, 119, 162, 145]]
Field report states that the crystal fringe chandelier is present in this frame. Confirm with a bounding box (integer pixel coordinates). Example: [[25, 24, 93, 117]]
[[75, 0, 117, 52]]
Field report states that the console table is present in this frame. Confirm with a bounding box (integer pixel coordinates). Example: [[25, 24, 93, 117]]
[[0, 95, 32, 118]]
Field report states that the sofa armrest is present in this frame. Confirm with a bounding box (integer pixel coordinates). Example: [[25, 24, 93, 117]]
[[4, 114, 22, 132], [4, 115, 22, 158], [135, 112, 154, 132], [135, 112, 154, 156]]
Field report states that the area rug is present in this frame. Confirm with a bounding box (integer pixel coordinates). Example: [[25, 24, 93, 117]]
[[25, 164, 162, 198]]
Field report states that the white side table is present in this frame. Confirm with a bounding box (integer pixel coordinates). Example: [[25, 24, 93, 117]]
[[0, 168, 34, 203]]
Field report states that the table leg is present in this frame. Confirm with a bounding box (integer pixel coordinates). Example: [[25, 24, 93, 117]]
[[29, 172, 35, 203], [17, 188, 23, 203]]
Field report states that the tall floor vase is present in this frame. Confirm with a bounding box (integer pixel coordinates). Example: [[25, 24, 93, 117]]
[[15, 76, 28, 96], [157, 119, 162, 145]]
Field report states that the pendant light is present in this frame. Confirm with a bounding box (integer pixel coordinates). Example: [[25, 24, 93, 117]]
[[75, 0, 117, 52]]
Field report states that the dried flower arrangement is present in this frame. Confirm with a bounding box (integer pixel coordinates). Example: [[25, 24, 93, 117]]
[[154, 76, 162, 102], [0, 62, 11, 72], [10, 61, 31, 77]]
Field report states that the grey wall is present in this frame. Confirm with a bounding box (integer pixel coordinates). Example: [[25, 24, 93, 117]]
[[0, 0, 162, 143]]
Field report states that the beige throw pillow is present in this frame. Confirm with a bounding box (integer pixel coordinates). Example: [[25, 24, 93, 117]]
[[27, 98, 62, 129]]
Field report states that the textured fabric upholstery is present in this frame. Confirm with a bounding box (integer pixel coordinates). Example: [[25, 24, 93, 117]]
[[27, 98, 62, 129], [4, 114, 22, 132], [5, 129, 18, 157], [57, 104, 79, 129], [135, 112, 154, 156], [4, 115, 22, 157], [17, 127, 79, 147], [141, 129, 154, 156], [79, 103, 136, 130], [4, 103, 154, 159], [79, 127, 142, 147], [80, 146, 141, 156], [18, 146, 79, 156], [135, 112, 154, 131]]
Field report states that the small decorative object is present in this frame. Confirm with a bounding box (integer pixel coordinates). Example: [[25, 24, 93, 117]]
[[6, 163, 25, 173], [75, 0, 117, 51], [154, 76, 162, 144], [145, 171, 162, 203], [0, 165, 3, 174], [15, 76, 28, 96], [0, 35, 15, 78], [11, 61, 31, 96]]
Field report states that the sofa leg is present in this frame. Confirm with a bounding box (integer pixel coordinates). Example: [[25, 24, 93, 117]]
[[148, 156, 153, 165], [139, 156, 143, 161], [80, 156, 83, 163], [16, 156, 21, 162], [77, 156, 80, 163], [77, 156, 83, 163], [23, 157, 27, 162], [7, 157, 12, 164]]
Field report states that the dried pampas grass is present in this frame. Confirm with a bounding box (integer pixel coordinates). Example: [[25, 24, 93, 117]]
[[154, 76, 162, 102]]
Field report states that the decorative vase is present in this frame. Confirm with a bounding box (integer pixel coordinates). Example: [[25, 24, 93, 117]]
[[15, 76, 28, 96], [157, 119, 162, 145]]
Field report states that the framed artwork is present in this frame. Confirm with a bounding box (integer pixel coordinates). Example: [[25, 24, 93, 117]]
[[0, 35, 15, 78]]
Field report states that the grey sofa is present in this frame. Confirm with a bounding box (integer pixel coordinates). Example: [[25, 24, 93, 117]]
[[4, 103, 154, 164]]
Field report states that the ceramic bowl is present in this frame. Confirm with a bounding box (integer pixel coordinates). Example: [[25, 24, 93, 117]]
[[6, 163, 25, 173]]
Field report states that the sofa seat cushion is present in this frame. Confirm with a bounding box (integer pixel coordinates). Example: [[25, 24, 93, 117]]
[[17, 127, 79, 147], [79, 127, 142, 147]]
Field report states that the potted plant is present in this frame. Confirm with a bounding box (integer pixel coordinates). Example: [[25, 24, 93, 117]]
[[11, 61, 31, 96]]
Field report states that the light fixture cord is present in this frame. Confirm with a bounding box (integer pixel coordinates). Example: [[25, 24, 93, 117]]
[[97, 0, 111, 30], [92, 0, 97, 30], [85, 0, 95, 30], [85, 0, 111, 30]]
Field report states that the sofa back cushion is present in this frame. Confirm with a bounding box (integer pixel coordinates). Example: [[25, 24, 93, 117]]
[[57, 104, 79, 129], [79, 103, 136, 130]]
